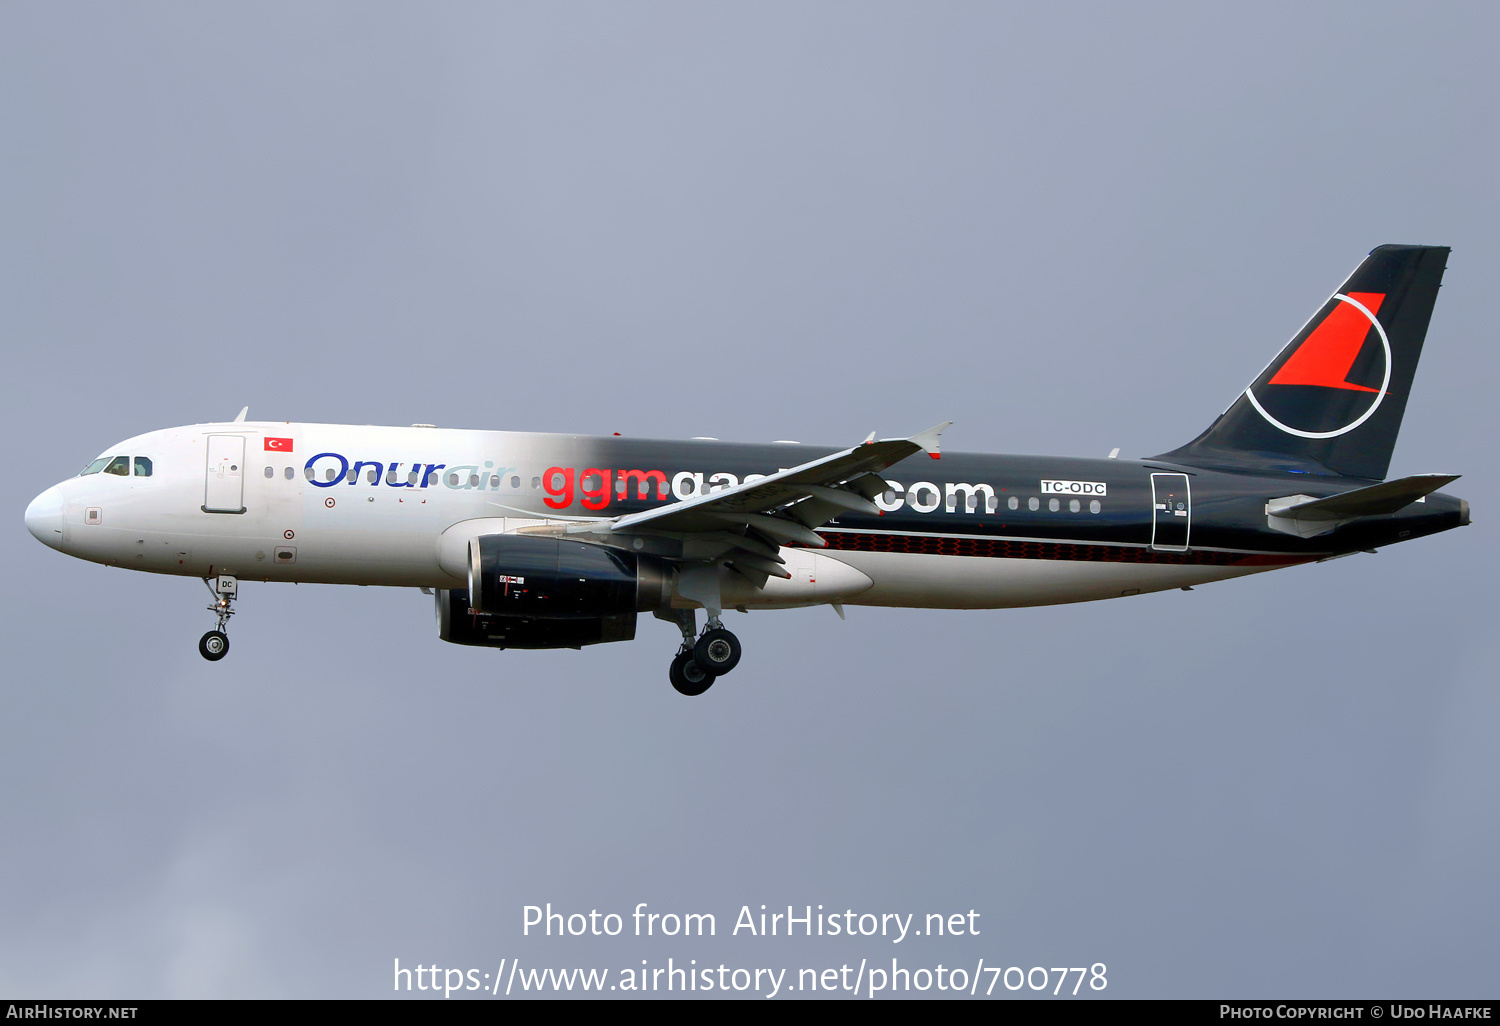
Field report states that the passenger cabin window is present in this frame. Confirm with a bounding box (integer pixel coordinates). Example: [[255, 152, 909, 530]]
[[510, 476, 520, 489], [104, 456, 131, 476], [284, 467, 295, 480], [81, 457, 110, 476], [264, 467, 274, 479]]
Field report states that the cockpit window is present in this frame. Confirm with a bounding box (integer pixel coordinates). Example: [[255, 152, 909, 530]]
[[80, 457, 110, 476], [103, 456, 131, 476], [134, 457, 152, 477]]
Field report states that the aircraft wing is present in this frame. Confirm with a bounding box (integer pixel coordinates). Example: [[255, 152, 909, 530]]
[[584, 423, 950, 580]]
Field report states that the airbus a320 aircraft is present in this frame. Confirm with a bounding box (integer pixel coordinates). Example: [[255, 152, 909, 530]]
[[24, 246, 1468, 695]]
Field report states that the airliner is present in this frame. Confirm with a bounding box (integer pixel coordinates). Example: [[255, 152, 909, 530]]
[[23, 245, 1468, 694]]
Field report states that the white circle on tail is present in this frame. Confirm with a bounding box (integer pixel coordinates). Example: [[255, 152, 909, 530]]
[[1244, 293, 1392, 439]]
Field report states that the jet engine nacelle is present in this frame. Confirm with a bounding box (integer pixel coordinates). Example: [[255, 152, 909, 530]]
[[467, 534, 671, 620], [434, 587, 636, 649], [439, 535, 672, 649]]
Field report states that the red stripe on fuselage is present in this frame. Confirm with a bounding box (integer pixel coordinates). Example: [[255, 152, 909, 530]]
[[815, 530, 1314, 567]]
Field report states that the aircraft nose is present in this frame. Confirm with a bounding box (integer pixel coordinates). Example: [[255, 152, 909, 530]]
[[25, 485, 65, 550]]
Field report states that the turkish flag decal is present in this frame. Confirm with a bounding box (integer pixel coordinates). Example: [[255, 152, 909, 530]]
[[264, 437, 294, 452]]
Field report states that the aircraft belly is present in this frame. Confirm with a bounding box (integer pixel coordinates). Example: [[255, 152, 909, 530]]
[[830, 550, 1275, 609]]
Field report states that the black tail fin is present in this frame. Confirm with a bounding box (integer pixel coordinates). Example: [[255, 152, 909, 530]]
[[1155, 244, 1449, 480]]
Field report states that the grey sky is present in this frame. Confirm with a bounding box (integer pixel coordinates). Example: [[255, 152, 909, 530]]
[[2, 2, 1495, 998]]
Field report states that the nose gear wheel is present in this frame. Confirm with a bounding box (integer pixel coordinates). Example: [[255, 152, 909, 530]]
[[199, 631, 229, 661], [199, 575, 238, 662]]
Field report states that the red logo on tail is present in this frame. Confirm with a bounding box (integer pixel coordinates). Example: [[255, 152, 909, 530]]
[[1268, 292, 1386, 392]]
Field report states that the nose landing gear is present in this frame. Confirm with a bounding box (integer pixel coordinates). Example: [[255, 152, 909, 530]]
[[199, 575, 237, 662]]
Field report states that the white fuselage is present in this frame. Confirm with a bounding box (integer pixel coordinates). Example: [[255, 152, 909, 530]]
[[25, 421, 1280, 611]]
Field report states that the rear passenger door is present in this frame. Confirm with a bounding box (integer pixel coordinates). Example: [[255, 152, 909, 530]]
[[1150, 473, 1191, 551]]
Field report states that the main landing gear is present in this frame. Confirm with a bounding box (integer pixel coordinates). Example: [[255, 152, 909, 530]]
[[199, 575, 237, 662], [659, 609, 743, 696], [669, 649, 714, 697], [694, 626, 741, 675]]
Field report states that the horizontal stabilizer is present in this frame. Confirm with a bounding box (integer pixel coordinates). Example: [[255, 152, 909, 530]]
[[1266, 474, 1459, 538], [1277, 474, 1459, 521]]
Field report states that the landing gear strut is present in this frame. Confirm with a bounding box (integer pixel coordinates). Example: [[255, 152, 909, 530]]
[[655, 608, 742, 696], [199, 575, 237, 662]]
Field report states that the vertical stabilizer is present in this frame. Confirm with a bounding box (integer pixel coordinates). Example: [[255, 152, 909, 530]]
[[1155, 245, 1449, 480]]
